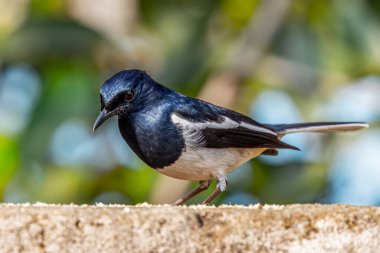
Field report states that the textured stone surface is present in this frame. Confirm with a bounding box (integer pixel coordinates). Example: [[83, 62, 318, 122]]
[[0, 203, 380, 252]]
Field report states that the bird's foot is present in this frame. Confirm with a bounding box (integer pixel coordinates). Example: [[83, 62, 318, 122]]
[[201, 177, 227, 205]]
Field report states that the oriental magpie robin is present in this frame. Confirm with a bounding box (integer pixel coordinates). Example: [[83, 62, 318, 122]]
[[93, 69, 368, 205]]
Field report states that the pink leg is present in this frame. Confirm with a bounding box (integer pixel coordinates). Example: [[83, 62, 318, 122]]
[[173, 180, 212, 205]]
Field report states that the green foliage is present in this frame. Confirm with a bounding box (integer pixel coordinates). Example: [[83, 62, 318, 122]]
[[0, 136, 19, 200]]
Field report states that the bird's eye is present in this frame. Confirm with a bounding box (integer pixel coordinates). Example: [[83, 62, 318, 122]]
[[125, 90, 135, 101]]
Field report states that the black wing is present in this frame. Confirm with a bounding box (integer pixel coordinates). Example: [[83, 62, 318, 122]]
[[172, 100, 299, 150]]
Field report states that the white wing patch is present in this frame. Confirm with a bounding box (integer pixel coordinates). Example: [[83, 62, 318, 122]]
[[240, 122, 277, 135], [171, 113, 277, 147]]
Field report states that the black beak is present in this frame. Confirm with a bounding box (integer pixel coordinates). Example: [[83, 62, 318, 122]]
[[93, 109, 113, 131]]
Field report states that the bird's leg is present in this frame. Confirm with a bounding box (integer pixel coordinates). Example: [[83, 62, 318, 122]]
[[202, 177, 227, 205], [173, 180, 212, 205]]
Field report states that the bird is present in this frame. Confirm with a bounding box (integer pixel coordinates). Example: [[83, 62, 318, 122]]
[[93, 69, 368, 205]]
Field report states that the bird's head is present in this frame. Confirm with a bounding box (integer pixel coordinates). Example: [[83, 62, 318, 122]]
[[93, 69, 157, 131]]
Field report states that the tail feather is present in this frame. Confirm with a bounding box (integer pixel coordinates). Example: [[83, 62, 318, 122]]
[[267, 122, 369, 136]]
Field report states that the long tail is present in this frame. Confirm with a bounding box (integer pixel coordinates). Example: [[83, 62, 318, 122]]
[[267, 122, 369, 137]]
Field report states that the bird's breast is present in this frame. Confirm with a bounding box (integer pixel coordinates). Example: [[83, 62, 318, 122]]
[[157, 147, 266, 181], [118, 113, 185, 169]]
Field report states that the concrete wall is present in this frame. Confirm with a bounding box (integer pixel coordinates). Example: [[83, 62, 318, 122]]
[[0, 203, 379, 252]]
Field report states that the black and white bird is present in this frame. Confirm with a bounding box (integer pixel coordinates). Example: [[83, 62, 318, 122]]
[[93, 69, 368, 205]]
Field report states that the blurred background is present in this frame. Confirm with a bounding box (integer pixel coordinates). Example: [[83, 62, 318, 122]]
[[0, 0, 379, 205]]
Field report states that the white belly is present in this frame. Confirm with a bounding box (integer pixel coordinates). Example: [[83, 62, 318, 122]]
[[157, 147, 266, 181]]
